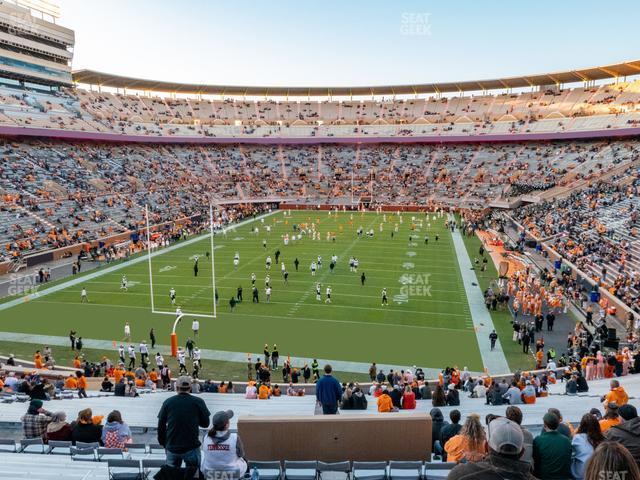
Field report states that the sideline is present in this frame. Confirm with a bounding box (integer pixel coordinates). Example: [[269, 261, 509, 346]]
[[0, 330, 484, 377], [449, 214, 511, 375]]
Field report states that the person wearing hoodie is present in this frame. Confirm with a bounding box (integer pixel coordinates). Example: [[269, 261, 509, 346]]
[[377, 389, 395, 413], [602, 380, 629, 407], [606, 404, 640, 466], [200, 410, 247, 478], [46, 411, 72, 441], [351, 386, 368, 410], [390, 385, 403, 409], [102, 410, 132, 449], [431, 407, 449, 458]]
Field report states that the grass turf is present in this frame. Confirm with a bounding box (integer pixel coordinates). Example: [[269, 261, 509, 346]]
[[2, 211, 485, 371]]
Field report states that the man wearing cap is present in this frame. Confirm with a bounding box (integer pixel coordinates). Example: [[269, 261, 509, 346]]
[[21, 399, 53, 440], [532, 412, 572, 480], [447, 417, 535, 480], [606, 404, 640, 466], [201, 410, 247, 478], [157, 375, 211, 468]]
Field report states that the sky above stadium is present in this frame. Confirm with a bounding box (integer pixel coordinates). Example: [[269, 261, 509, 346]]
[[59, 0, 640, 87]]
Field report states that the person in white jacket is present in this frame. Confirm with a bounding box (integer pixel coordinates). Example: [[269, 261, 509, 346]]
[[201, 410, 247, 478]]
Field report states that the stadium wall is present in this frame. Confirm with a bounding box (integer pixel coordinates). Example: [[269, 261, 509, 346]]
[[238, 414, 432, 461], [1, 124, 640, 144]]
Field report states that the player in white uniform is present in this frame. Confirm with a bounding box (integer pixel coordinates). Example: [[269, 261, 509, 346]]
[[192, 319, 200, 338], [124, 322, 131, 341], [80, 287, 89, 303], [265, 286, 272, 303], [120, 275, 128, 292], [265, 275, 271, 288], [310, 262, 317, 276], [353, 258, 359, 272], [325, 286, 332, 304], [193, 347, 201, 368], [381, 288, 388, 306], [251, 273, 256, 285], [317, 255, 322, 269], [316, 283, 322, 301], [177, 348, 187, 374], [155, 352, 164, 368], [266, 256, 272, 270], [169, 288, 176, 305]]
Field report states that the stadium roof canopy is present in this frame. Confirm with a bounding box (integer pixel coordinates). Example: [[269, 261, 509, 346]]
[[72, 59, 640, 97]]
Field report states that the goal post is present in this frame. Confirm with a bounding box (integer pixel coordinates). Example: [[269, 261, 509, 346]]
[[145, 203, 217, 320]]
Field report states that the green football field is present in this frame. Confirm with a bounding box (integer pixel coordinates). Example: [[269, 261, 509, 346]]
[[2, 210, 487, 371]]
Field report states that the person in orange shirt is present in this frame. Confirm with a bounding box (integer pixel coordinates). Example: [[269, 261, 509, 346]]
[[445, 414, 487, 463], [535, 349, 543, 369], [76, 371, 88, 399], [148, 369, 158, 385], [603, 380, 629, 407], [34, 351, 44, 369], [64, 374, 78, 390], [113, 365, 125, 385], [599, 403, 622, 433], [73, 356, 82, 369], [377, 390, 394, 412], [258, 383, 270, 400]]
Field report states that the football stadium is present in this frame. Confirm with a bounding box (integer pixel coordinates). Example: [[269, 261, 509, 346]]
[[0, 1, 639, 479]]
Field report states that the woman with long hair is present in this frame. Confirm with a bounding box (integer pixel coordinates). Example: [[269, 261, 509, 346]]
[[585, 442, 640, 480], [444, 414, 487, 463], [572, 413, 606, 480], [432, 384, 446, 407], [102, 410, 132, 450], [71, 408, 102, 445]]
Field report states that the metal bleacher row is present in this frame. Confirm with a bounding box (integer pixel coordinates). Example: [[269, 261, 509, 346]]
[[0, 447, 456, 480], [0, 376, 636, 478]]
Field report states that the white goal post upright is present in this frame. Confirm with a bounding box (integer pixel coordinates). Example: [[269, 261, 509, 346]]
[[209, 202, 217, 318], [145, 204, 156, 312]]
